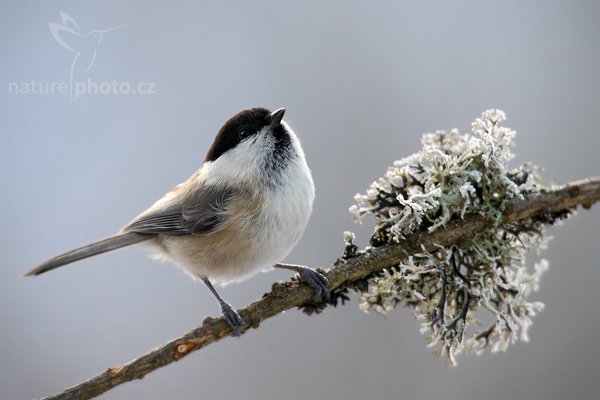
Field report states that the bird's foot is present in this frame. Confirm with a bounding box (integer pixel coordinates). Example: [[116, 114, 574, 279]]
[[219, 301, 246, 337], [297, 267, 331, 303], [274, 263, 331, 303]]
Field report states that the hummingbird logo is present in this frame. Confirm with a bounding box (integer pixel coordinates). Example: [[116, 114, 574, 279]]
[[49, 11, 123, 97]]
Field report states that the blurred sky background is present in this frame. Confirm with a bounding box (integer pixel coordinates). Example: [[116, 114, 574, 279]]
[[1, 1, 599, 399]]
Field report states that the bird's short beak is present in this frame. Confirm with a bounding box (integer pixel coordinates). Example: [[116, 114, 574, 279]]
[[269, 108, 285, 129]]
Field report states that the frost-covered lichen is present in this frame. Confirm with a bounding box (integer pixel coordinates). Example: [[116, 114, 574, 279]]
[[350, 110, 568, 365]]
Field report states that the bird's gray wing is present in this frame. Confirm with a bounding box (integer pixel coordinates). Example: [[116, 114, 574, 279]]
[[122, 185, 239, 235]]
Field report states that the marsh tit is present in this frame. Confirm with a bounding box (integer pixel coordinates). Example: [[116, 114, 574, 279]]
[[24, 107, 329, 336]]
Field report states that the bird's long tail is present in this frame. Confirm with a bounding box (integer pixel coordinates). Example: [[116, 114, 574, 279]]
[[23, 232, 153, 277]]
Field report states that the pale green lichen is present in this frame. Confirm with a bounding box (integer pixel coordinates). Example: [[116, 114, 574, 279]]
[[350, 110, 568, 365]]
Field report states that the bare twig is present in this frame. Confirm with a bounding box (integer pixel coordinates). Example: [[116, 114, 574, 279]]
[[40, 177, 600, 400]]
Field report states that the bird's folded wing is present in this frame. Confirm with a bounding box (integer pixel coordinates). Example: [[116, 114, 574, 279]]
[[122, 185, 239, 235]]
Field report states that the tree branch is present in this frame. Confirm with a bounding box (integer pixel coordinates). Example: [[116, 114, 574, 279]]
[[41, 177, 600, 400]]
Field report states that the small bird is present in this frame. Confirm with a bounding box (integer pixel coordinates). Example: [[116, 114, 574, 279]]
[[24, 107, 329, 336]]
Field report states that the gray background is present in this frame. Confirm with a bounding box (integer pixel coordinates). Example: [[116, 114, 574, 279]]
[[2, 1, 599, 399]]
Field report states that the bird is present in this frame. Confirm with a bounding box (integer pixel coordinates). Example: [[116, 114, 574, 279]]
[[24, 107, 329, 336]]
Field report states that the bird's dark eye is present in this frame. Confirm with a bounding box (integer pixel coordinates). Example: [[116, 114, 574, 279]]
[[239, 130, 249, 139]]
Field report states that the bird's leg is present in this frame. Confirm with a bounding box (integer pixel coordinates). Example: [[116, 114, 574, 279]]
[[274, 263, 330, 302], [200, 276, 246, 337]]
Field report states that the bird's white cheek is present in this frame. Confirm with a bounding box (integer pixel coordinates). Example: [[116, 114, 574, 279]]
[[204, 137, 267, 183]]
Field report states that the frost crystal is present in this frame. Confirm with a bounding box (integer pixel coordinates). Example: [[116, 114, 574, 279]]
[[351, 110, 570, 365]]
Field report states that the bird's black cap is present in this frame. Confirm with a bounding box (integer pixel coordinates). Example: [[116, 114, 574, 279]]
[[205, 107, 288, 162]]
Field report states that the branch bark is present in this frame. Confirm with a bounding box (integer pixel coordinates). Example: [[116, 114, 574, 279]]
[[41, 177, 600, 400]]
